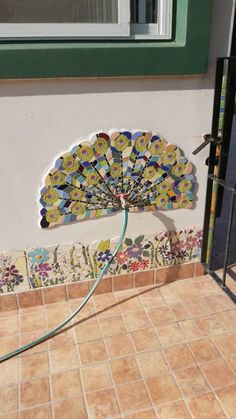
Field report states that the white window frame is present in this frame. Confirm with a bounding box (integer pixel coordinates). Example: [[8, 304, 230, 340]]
[[0, 0, 172, 40], [131, 0, 173, 40], [0, 0, 130, 39]]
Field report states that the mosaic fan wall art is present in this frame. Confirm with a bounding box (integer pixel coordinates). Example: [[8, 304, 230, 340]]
[[40, 130, 195, 228]]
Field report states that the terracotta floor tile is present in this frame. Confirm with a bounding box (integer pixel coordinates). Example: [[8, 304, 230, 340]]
[[156, 323, 185, 347], [124, 409, 157, 419], [0, 355, 19, 386], [51, 368, 82, 400], [109, 355, 141, 384], [175, 366, 210, 397], [79, 339, 107, 365], [157, 400, 191, 419], [159, 287, 180, 304], [81, 362, 112, 392], [171, 282, 198, 301], [54, 397, 87, 419], [46, 305, 71, 328], [169, 303, 189, 321], [0, 335, 19, 357], [117, 295, 144, 312], [20, 377, 50, 409], [123, 311, 151, 332], [130, 328, 160, 352], [20, 404, 53, 419], [193, 278, 221, 296], [201, 359, 236, 389], [205, 294, 235, 312], [2, 412, 18, 419], [49, 347, 79, 373], [163, 343, 196, 370], [20, 352, 49, 381], [188, 338, 221, 363], [20, 311, 46, 334], [0, 315, 19, 337], [99, 314, 127, 337], [215, 384, 236, 417], [116, 380, 151, 413], [139, 288, 165, 308], [220, 309, 236, 330], [136, 350, 168, 377], [145, 373, 181, 405], [181, 297, 212, 318], [104, 333, 134, 358], [178, 319, 201, 340], [20, 329, 48, 355], [70, 299, 95, 320], [74, 318, 102, 344], [86, 388, 120, 418], [187, 392, 226, 418], [147, 306, 175, 327], [47, 328, 76, 350], [226, 354, 236, 374], [93, 295, 121, 318], [194, 313, 225, 336], [0, 383, 18, 415], [213, 331, 236, 357]]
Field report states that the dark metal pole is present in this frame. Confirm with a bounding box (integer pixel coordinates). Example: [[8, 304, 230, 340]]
[[222, 190, 236, 287]]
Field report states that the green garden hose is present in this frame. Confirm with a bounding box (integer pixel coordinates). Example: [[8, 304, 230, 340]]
[[0, 208, 128, 363]]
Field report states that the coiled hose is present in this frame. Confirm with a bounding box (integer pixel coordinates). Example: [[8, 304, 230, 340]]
[[0, 208, 128, 363]]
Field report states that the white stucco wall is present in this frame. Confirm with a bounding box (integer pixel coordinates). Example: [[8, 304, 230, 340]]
[[0, 0, 234, 252]]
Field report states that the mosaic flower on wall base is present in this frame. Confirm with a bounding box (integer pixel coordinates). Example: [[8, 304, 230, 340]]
[[0, 228, 202, 293], [0, 251, 28, 293]]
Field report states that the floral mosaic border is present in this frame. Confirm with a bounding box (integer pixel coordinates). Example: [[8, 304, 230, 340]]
[[0, 227, 202, 294]]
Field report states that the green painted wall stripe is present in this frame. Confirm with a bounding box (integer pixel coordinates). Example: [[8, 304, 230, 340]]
[[0, 0, 213, 79]]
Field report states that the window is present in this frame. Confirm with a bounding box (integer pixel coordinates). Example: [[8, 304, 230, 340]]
[[0, 0, 172, 39], [0, 0, 213, 79]]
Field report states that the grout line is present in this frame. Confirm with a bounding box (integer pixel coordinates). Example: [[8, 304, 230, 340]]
[[186, 337, 230, 418], [95, 310, 125, 419], [69, 299, 92, 419]]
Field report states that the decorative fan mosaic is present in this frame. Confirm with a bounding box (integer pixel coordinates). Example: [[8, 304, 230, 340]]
[[40, 131, 195, 228]]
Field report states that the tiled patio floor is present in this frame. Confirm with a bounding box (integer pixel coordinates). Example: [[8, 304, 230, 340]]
[[0, 275, 236, 418]]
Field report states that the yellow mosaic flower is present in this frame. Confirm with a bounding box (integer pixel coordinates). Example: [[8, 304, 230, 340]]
[[178, 179, 192, 192], [86, 172, 99, 185], [42, 188, 59, 204], [69, 189, 84, 201], [62, 155, 79, 173], [94, 137, 109, 154], [50, 171, 66, 186], [113, 134, 129, 151], [156, 194, 169, 207], [135, 135, 149, 152], [172, 163, 185, 177], [98, 240, 110, 252], [178, 196, 191, 208], [148, 139, 164, 156], [76, 145, 93, 161], [45, 209, 61, 223], [110, 162, 122, 178], [143, 166, 156, 180], [71, 202, 86, 215], [162, 150, 177, 165], [157, 180, 171, 194]]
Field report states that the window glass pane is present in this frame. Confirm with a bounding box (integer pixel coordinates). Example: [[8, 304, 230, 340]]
[[131, 0, 157, 24], [0, 0, 118, 23]]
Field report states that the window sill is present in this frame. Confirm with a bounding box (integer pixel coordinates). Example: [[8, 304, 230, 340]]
[[0, 0, 213, 79]]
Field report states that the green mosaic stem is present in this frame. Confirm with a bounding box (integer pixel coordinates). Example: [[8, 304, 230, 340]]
[[0, 209, 128, 363]]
